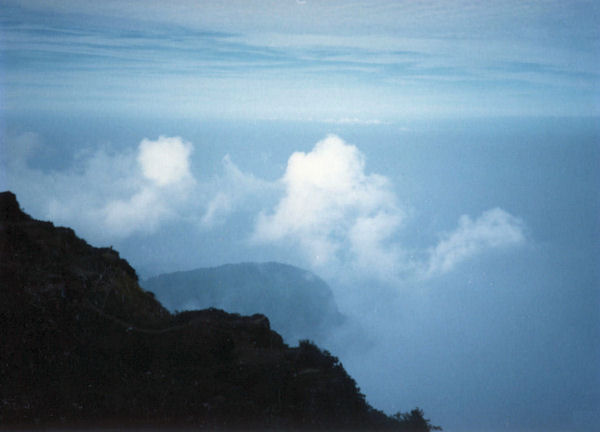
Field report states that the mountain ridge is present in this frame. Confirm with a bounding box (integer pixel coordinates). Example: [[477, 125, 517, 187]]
[[0, 191, 439, 430], [143, 261, 344, 345]]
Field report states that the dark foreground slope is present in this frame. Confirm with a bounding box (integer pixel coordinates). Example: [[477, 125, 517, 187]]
[[0, 191, 439, 431], [143, 262, 345, 345]]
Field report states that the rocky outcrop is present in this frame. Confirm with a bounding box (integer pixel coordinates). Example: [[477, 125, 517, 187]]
[[0, 191, 436, 430]]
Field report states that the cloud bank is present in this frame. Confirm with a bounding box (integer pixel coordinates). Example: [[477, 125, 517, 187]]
[[252, 135, 525, 281], [3, 132, 525, 282]]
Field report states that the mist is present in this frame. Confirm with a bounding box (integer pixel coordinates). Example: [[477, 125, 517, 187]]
[[2, 116, 598, 431], [2, 1, 599, 430]]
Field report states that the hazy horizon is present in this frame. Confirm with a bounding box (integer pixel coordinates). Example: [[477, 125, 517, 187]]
[[1, 2, 599, 431]]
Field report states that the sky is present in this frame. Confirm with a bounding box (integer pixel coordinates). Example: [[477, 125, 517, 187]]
[[1, 1, 599, 432], [1, 0, 599, 119]]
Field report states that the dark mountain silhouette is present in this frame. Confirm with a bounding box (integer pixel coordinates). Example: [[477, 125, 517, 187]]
[[0, 191, 440, 430], [143, 262, 344, 345]]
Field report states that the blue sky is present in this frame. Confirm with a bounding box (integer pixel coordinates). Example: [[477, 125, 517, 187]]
[[1, 0, 599, 120], [1, 2, 599, 432]]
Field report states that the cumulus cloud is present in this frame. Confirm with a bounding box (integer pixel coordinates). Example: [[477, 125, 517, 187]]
[[100, 136, 196, 236], [252, 135, 526, 282], [4, 131, 526, 282], [138, 136, 193, 186], [3, 132, 272, 240], [253, 134, 404, 273], [423, 207, 525, 277], [103, 189, 164, 235], [4, 133, 197, 240]]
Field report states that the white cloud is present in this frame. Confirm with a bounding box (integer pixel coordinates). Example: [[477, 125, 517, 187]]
[[424, 207, 525, 277], [252, 135, 526, 282], [253, 134, 404, 273], [94, 135, 195, 236], [97, 137, 195, 236], [5, 131, 527, 282], [103, 188, 167, 236], [4, 133, 198, 240], [137, 136, 193, 186]]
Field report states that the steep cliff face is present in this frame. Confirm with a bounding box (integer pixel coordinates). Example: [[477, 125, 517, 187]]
[[1, 191, 418, 430], [0, 191, 170, 330]]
